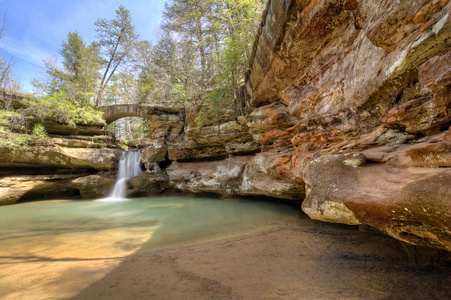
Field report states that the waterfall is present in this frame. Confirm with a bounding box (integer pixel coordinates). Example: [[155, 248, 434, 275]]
[[97, 150, 143, 201]]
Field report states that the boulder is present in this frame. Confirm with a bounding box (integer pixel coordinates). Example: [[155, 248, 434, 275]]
[[302, 152, 451, 251], [240, 153, 305, 201], [71, 175, 115, 199], [166, 156, 252, 195], [42, 120, 105, 136], [141, 140, 168, 167], [127, 170, 169, 197], [166, 154, 305, 201], [406, 142, 451, 167]]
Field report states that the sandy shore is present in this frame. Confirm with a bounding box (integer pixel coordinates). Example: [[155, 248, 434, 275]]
[[70, 219, 450, 300], [2, 213, 450, 300]]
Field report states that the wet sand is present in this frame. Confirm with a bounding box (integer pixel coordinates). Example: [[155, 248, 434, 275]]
[[0, 226, 159, 300], [70, 217, 451, 300]]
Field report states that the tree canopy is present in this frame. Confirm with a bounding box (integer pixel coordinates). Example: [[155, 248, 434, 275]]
[[5, 1, 265, 145], [151, 0, 265, 109]]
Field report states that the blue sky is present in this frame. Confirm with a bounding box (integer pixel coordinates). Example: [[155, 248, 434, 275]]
[[0, 0, 166, 92]]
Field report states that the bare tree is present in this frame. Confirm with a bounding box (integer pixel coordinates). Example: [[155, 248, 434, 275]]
[[0, 9, 18, 110]]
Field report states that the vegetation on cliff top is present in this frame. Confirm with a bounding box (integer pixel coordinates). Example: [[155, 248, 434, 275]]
[[1, 1, 265, 145]]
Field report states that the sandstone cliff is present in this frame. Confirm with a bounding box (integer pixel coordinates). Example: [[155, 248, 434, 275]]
[[136, 0, 451, 253], [0, 94, 118, 205], [244, 0, 451, 253]]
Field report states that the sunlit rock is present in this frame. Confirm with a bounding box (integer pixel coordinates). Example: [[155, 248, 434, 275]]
[[1, 146, 117, 170], [302, 152, 451, 251]]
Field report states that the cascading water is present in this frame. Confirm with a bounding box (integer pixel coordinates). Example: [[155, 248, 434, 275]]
[[97, 150, 143, 201]]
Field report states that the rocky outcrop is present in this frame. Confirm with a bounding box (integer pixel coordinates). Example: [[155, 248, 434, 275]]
[[137, 102, 259, 162], [1, 140, 116, 170], [0, 174, 82, 205], [302, 150, 451, 251], [164, 154, 305, 201], [240, 0, 451, 252], [130, 0, 451, 253], [71, 175, 115, 199], [126, 171, 167, 196], [41, 120, 106, 136], [0, 132, 118, 204]]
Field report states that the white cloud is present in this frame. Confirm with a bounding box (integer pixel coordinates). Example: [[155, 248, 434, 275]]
[[0, 35, 54, 67]]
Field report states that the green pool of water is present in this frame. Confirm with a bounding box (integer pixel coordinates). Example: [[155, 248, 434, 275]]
[[0, 196, 301, 255]]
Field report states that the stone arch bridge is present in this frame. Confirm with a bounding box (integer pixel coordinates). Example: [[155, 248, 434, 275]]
[[98, 104, 143, 124], [98, 103, 185, 124]]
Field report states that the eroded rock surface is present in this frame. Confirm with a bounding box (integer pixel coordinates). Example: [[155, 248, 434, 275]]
[[165, 154, 304, 201], [0, 133, 118, 204], [302, 152, 451, 251], [71, 175, 115, 199], [0, 174, 82, 205], [242, 0, 451, 251], [1, 146, 116, 170], [129, 0, 451, 252]]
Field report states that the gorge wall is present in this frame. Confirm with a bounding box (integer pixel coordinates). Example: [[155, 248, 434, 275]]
[[1, 0, 450, 255], [135, 0, 451, 253], [242, 0, 451, 252]]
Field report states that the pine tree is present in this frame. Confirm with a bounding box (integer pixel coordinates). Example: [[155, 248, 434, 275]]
[[95, 5, 138, 106], [59, 32, 102, 105]]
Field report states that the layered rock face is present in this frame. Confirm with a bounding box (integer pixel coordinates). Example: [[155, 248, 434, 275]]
[[0, 89, 121, 204], [0, 132, 117, 205], [165, 154, 304, 200], [136, 102, 304, 201], [137, 0, 451, 252], [242, 0, 451, 252]]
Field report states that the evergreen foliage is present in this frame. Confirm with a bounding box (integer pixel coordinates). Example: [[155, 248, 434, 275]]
[[1, 1, 265, 145], [95, 5, 139, 106], [31, 123, 48, 137], [141, 0, 265, 114]]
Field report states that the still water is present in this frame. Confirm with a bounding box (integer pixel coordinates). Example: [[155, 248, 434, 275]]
[[0, 196, 301, 252], [0, 196, 301, 300]]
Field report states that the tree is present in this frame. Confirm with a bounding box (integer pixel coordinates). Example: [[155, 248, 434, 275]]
[[31, 55, 64, 97], [94, 5, 138, 106], [216, 0, 265, 112], [132, 40, 155, 101], [60, 32, 102, 105], [0, 9, 18, 98], [32, 32, 101, 106], [60, 32, 85, 79], [162, 0, 216, 89], [158, 0, 265, 112], [151, 31, 183, 101], [28, 31, 104, 128]]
